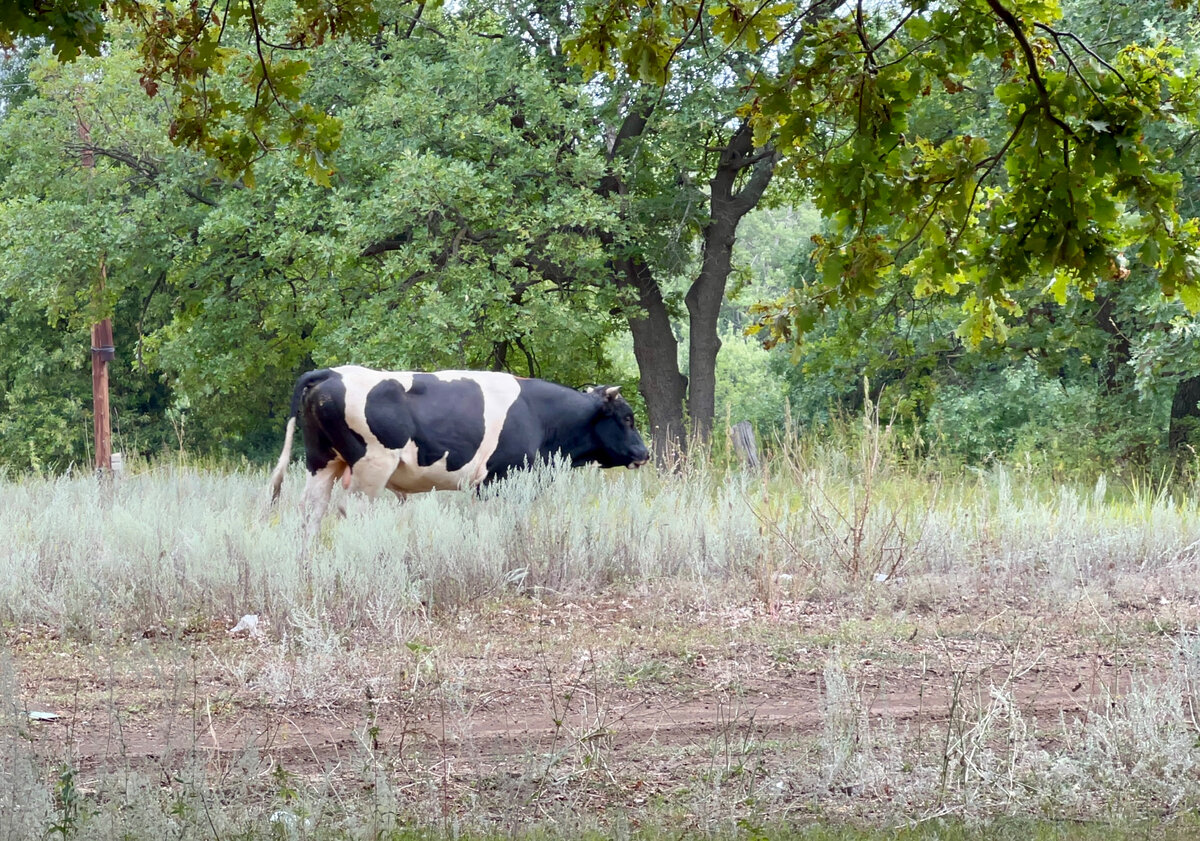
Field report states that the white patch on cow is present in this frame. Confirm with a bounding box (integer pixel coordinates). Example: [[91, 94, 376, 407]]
[[332, 366, 521, 495]]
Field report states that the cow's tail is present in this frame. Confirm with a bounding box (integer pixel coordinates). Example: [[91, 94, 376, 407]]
[[268, 369, 335, 504], [267, 417, 297, 504]]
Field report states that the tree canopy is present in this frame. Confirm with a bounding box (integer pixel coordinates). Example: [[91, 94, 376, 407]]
[[569, 0, 1200, 341], [1, 0, 400, 182], [1, 0, 1199, 471]]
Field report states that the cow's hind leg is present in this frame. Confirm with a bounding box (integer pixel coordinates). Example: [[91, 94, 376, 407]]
[[300, 461, 344, 555], [346, 451, 400, 501]]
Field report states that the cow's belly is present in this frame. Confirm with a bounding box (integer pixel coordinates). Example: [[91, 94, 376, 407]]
[[385, 440, 487, 493]]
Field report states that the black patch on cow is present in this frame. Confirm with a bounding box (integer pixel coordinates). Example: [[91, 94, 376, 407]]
[[299, 371, 367, 473], [486, 391, 539, 483], [364, 379, 414, 450], [406, 374, 486, 472]]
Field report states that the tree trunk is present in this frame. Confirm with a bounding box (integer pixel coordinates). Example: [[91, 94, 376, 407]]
[[620, 256, 688, 458], [685, 260, 725, 442], [1169, 375, 1200, 450], [599, 102, 689, 458], [686, 122, 778, 441], [1094, 292, 1130, 394], [601, 110, 778, 453]]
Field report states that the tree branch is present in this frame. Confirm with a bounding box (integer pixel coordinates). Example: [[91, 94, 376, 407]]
[[731, 146, 779, 216], [605, 101, 654, 163], [404, 2, 427, 39], [892, 178, 955, 260], [985, 0, 1077, 139], [246, 0, 285, 117], [71, 143, 220, 207], [1033, 24, 1108, 108], [360, 237, 409, 257], [947, 108, 1030, 252], [871, 5, 920, 53], [854, 0, 875, 71], [599, 99, 655, 199], [1032, 22, 1127, 88], [514, 252, 574, 288]]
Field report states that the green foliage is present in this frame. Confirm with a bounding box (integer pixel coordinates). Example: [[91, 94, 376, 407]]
[[0, 0, 420, 181], [0, 282, 175, 471], [926, 361, 1136, 471], [0, 1, 105, 60], [710, 0, 1200, 470], [312, 20, 623, 376], [714, 330, 789, 432], [570, 0, 1200, 343], [770, 266, 1177, 471]]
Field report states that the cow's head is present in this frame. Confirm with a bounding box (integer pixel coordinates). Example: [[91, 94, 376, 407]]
[[590, 386, 650, 468]]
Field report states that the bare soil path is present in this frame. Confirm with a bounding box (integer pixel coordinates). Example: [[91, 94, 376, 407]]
[[6, 590, 1197, 820]]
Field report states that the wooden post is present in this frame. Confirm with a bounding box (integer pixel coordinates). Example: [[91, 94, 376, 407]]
[[91, 307, 113, 473], [730, 420, 760, 470], [79, 113, 113, 473]]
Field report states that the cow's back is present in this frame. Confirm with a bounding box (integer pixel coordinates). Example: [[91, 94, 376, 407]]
[[331, 366, 523, 492]]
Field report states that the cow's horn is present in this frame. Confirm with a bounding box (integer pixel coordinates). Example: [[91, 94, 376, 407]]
[[604, 386, 621, 399]]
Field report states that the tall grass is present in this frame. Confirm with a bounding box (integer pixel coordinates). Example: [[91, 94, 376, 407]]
[[3, 427, 1200, 640]]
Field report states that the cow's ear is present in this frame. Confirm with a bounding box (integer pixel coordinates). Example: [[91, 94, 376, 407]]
[[591, 385, 621, 415], [597, 386, 622, 413]]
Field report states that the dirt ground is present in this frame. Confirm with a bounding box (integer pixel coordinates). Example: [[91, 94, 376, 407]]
[[7, 588, 1199, 820]]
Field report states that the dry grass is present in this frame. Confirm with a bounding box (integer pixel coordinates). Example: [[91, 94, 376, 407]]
[[5, 433, 1200, 838], [4, 440, 1200, 640]]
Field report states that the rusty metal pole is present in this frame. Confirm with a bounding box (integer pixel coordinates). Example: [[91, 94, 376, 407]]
[[79, 113, 113, 473]]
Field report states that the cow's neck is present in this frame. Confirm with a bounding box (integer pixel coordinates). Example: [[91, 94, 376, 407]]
[[535, 387, 602, 464]]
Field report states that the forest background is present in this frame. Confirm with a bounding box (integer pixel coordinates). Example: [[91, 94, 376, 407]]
[[0, 0, 1198, 476]]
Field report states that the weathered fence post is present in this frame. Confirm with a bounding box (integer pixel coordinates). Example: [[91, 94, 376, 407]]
[[91, 313, 114, 473], [730, 420, 760, 470]]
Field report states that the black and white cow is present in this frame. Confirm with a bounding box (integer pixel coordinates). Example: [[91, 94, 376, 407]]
[[268, 366, 650, 541]]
